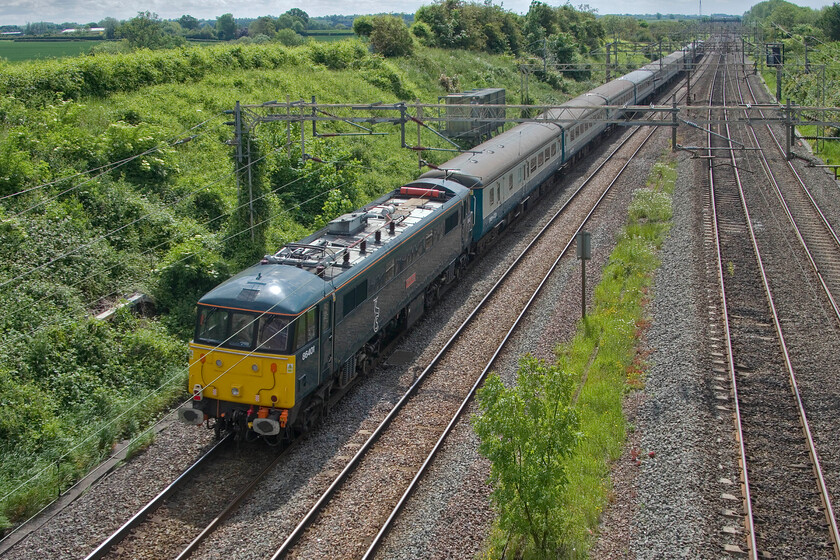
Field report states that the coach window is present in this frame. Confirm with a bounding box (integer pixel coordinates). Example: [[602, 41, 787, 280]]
[[530, 157, 537, 172], [538, 152, 544, 167], [384, 260, 394, 282], [258, 315, 290, 353], [544, 147, 550, 161], [489, 186, 495, 205], [551, 143, 557, 156], [497, 184, 501, 203], [509, 175, 513, 191]]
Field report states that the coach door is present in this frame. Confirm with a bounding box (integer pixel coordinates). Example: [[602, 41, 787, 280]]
[[319, 299, 334, 384]]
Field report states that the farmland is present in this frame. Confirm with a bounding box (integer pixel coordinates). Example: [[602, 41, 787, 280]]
[[0, 39, 102, 61]]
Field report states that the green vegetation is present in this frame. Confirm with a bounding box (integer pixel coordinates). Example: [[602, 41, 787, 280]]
[[0, 40, 102, 61], [474, 356, 581, 554], [475, 155, 677, 558], [744, 1, 840, 164]]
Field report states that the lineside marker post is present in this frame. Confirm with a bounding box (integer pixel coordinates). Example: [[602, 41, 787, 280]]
[[577, 231, 591, 320]]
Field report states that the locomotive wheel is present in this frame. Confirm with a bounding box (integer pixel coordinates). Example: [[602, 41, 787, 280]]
[[297, 397, 325, 435]]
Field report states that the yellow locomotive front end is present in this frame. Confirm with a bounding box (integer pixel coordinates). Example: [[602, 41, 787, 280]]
[[180, 306, 297, 437]]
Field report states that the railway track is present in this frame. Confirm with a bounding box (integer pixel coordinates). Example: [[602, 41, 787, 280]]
[[83, 435, 292, 560], [736, 65, 840, 322], [705, 50, 840, 559]]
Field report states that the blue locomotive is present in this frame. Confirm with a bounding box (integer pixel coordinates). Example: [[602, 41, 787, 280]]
[[179, 43, 701, 439]]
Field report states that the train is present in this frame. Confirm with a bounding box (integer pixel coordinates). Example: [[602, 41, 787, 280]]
[[179, 42, 703, 440]]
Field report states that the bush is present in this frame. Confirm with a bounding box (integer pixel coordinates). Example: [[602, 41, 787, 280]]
[[474, 355, 581, 554], [0, 132, 41, 197], [369, 15, 414, 58], [153, 236, 230, 334], [100, 121, 178, 191], [275, 29, 305, 47], [411, 21, 434, 45]]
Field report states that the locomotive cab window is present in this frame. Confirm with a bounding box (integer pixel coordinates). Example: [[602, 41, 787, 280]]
[[229, 313, 256, 348], [258, 315, 290, 353], [195, 307, 258, 350], [196, 307, 228, 344]]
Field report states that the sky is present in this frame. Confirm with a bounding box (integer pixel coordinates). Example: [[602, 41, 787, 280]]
[[0, 0, 833, 26]]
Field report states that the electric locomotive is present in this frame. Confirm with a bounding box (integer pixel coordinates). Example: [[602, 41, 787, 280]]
[[180, 179, 472, 437]]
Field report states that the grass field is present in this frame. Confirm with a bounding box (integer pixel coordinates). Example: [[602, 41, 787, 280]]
[[0, 40, 100, 61]]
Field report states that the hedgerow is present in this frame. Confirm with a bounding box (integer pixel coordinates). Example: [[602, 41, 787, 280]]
[[0, 40, 422, 105]]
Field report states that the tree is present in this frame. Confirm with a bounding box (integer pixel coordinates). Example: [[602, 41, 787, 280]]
[[369, 15, 414, 57], [178, 14, 199, 30], [116, 11, 183, 50], [249, 16, 277, 37], [216, 13, 237, 40], [285, 8, 310, 27], [353, 15, 375, 37], [99, 17, 119, 39], [820, 3, 840, 40], [473, 355, 580, 554]]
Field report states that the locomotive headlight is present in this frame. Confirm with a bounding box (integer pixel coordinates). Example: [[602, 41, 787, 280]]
[[251, 364, 259, 372], [231, 386, 240, 397], [216, 359, 223, 367]]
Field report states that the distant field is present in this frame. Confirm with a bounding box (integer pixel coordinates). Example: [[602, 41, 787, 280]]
[[302, 30, 355, 42], [0, 40, 100, 61]]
